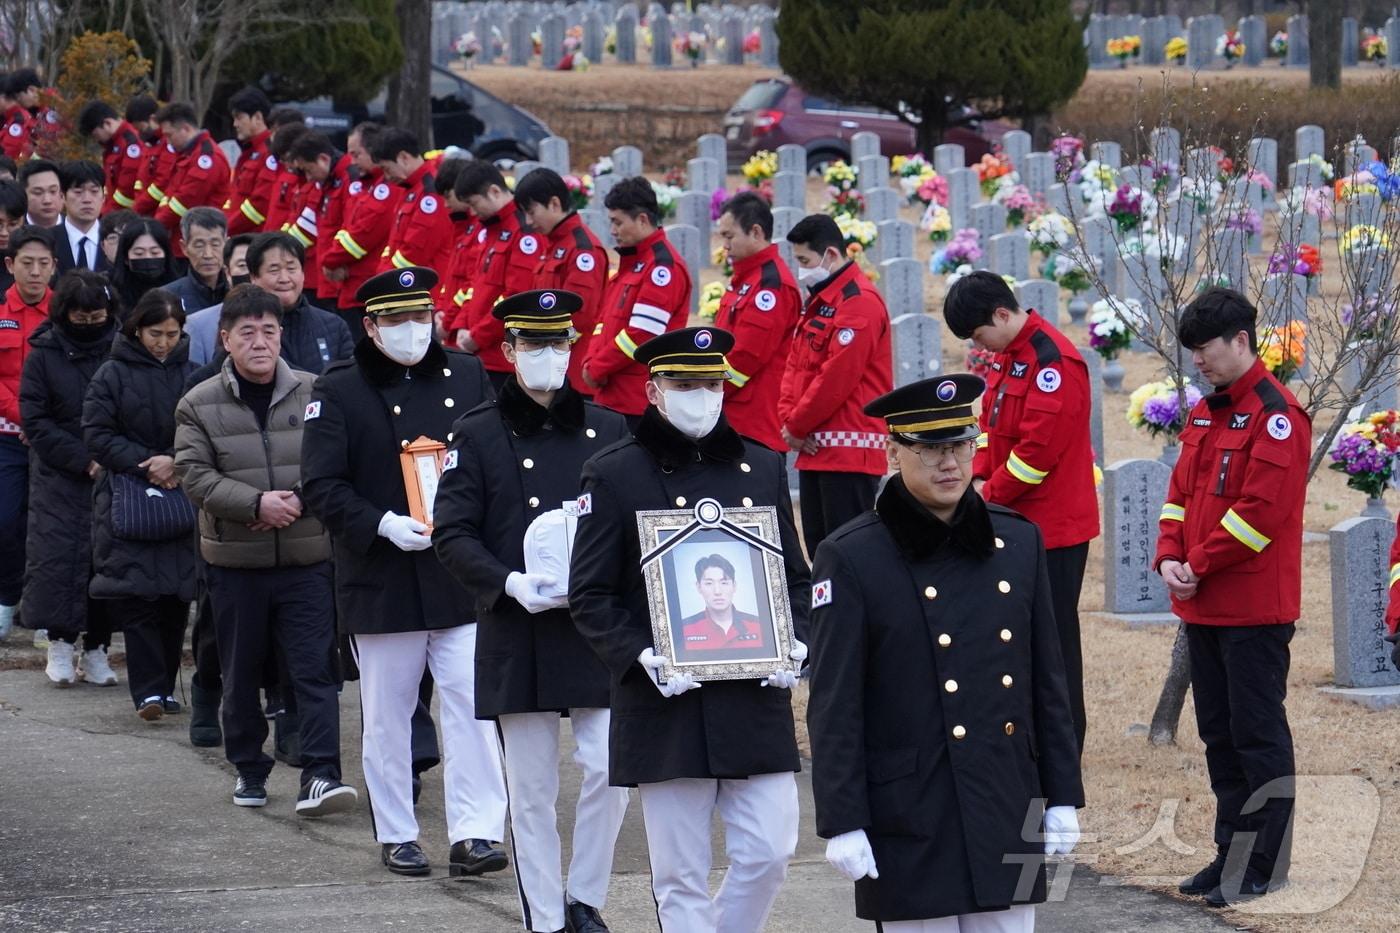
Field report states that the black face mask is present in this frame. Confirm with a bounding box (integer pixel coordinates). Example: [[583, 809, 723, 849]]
[[129, 258, 165, 281], [230, 273, 252, 286]]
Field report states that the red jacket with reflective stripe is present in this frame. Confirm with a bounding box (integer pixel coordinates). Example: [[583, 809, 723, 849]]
[[225, 128, 273, 234], [972, 311, 1099, 549], [778, 261, 890, 475], [0, 288, 50, 431], [310, 154, 354, 304], [586, 228, 691, 416], [716, 244, 800, 452], [532, 211, 609, 392], [133, 134, 176, 216], [101, 121, 145, 214], [462, 200, 539, 373], [153, 131, 231, 257], [319, 169, 398, 307], [440, 216, 484, 335], [1154, 360, 1309, 626], [380, 160, 455, 276]]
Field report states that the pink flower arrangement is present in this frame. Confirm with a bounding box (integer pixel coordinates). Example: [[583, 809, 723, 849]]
[[1225, 207, 1263, 236], [998, 184, 1037, 227], [1051, 135, 1084, 180], [917, 174, 948, 207], [1107, 185, 1144, 231], [743, 29, 761, 54]]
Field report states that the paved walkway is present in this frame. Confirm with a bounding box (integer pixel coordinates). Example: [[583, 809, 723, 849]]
[[0, 658, 1237, 932]]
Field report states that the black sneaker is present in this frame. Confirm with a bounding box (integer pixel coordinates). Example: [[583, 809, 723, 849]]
[[1178, 852, 1227, 895], [137, 696, 164, 722], [295, 777, 358, 817], [163, 696, 182, 714], [1205, 874, 1288, 908], [233, 776, 267, 807], [565, 900, 610, 933], [448, 838, 508, 877]]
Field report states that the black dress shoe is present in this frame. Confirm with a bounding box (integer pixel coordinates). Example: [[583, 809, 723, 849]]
[[565, 900, 610, 933], [382, 841, 431, 876], [1204, 875, 1288, 908], [1178, 853, 1227, 895], [448, 838, 508, 876]]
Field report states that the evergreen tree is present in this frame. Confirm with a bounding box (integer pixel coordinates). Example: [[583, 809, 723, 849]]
[[777, 0, 1087, 155]]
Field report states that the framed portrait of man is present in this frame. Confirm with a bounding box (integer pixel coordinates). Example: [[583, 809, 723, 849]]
[[636, 498, 799, 682]]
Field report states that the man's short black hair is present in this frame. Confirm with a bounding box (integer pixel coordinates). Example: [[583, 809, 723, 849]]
[[785, 213, 843, 255], [694, 553, 735, 582], [603, 176, 659, 225], [122, 288, 186, 338], [5, 68, 40, 97], [17, 158, 59, 189], [0, 178, 26, 219], [453, 160, 507, 199], [0, 154, 16, 179], [943, 270, 1020, 340], [58, 160, 105, 193], [1178, 286, 1258, 354], [52, 269, 119, 321], [269, 106, 305, 129], [350, 121, 382, 147], [514, 168, 571, 212], [8, 224, 56, 257], [286, 131, 337, 164], [224, 232, 256, 266], [227, 86, 272, 120], [78, 100, 118, 136], [219, 284, 284, 334], [246, 231, 305, 276], [268, 123, 309, 161], [154, 102, 199, 128], [720, 191, 773, 241], [368, 127, 421, 163], [434, 158, 469, 198], [99, 208, 137, 243], [125, 94, 158, 124]]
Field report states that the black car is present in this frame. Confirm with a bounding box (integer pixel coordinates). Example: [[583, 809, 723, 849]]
[[288, 65, 552, 167]]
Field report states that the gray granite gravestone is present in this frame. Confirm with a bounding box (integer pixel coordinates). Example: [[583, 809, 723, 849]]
[[1342, 18, 1359, 67], [539, 136, 571, 174], [1141, 16, 1167, 66], [771, 206, 803, 242], [721, 13, 744, 65], [934, 144, 965, 174], [879, 257, 924, 317], [1344, 191, 1384, 230], [1151, 127, 1181, 167], [970, 202, 1007, 245], [851, 132, 881, 162], [1087, 14, 1110, 68], [1247, 137, 1279, 208], [1091, 140, 1122, 169], [776, 144, 805, 176], [946, 168, 977, 231], [591, 172, 619, 208], [1081, 347, 1105, 465], [1016, 279, 1060, 327], [776, 239, 798, 279], [611, 145, 643, 177], [674, 192, 711, 264], [1286, 14, 1309, 66], [890, 313, 942, 387], [508, 13, 533, 65], [1186, 16, 1217, 69], [1347, 244, 1390, 299], [697, 134, 726, 171], [988, 232, 1030, 280], [616, 9, 637, 63], [875, 219, 914, 264], [1103, 459, 1173, 614], [1240, 16, 1266, 66], [686, 157, 722, 195], [1390, 17, 1400, 68], [1045, 183, 1073, 219], [540, 14, 566, 68], [771, 171, 805, 210], [863, 187, 900, 224], [1023, 153, 1054, 197], [1261, 272, 1308, 331], [757, 11, 779, 68], [579, 207, 614, 249], [1294, 124, 1325, 162], [583, 10, 606, 62], [1001, 130, 1032, 172], [1213, 229, 1250, 292], [651, 13, 673, 67], [857, 155, 890, 192], [663, 223, 701, 314], [1329, 517, 1400, 688]]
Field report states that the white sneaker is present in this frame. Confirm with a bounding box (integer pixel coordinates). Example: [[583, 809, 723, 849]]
[[80, 647, 118, 686], [32, 628, 49, 649], [45, 642, 76, 686], [0, 603, 14, 639]]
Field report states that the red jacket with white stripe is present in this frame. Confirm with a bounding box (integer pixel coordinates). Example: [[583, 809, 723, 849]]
[[532, 211, 609, 392], [716, 243, 800, 452], [101, 121, 145, 214], [586, 228, 691, 416], [777, 261, 890, 475], [379, 159, 455, 276], [462, 199, 539, 374], [319, 169, 399, 308], [153, 131, 231, 257], [972, 311, 1099, 549], [0, 288, 50, 432], [225, 128, 273, 234], [1154, 359, 1309, 626]]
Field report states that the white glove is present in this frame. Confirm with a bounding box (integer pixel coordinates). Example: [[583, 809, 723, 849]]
[[378, 511, 433, 552], [825, 829, 879, 881], [638, 648, 702, 698], [1043, 805, 1080, 855], [761, 639, 807, 689], [505, 571, 568, 614]]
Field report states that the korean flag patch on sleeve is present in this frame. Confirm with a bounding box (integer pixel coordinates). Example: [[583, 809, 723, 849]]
[[576, 492, 592, 515], [812, 579, 833, 608], [304, 400, 322, 421], [442, 450, 458, 471]]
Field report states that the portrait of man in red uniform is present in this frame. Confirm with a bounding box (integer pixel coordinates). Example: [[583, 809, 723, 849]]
[[676, 552, 769, 656]]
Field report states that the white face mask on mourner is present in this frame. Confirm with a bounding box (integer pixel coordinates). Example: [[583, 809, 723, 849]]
[[514, 346, 570, 392], [661, 386, 724, 439], [375, 320, 433, 366]]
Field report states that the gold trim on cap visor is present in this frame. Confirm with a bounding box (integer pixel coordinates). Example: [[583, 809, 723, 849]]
[[366, 293, 435, 314], [650, 361, 734, 376], [504, 314, 575, 331], [888, 414, 978, 432]]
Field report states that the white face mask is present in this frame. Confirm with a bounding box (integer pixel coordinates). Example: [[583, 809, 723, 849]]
[[374, 320, 433, 366], [797, 252, 837, 289], [661, 386, 724, 439], [514, 346, 570, 392]]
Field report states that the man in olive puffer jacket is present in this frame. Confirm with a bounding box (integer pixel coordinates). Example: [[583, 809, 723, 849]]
[[175, 284, 358, 817]]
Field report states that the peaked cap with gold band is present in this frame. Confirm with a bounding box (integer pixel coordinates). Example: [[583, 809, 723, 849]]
[[492, 289, 582, 340], [634, 326, 736, 379], [863, 373, 985, 444], [355, 266, 439, 316]]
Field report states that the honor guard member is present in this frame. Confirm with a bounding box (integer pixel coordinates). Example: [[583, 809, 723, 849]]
[[779, 213, 892, 556], [570, 326, 810, 933], [434, 289, 631, 933], [514, 169, 610, 396], [371, 127, 455, 275], [944, 271, 1099, 753], [77, 101, 145, 213], [151, 103, 232, 258], [320, 123, 399, 327], [1154, 288, 1309, 908], [453, 161, 539, 389], [807, 374, 1084, 932], [300, 266, 509, 878], [223, 87, 275, 235], [582, 176, 691, 423], [714, 192, 801, 452]]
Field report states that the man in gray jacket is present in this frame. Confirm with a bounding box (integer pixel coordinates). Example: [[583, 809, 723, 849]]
[[175, 284, 357, 816]]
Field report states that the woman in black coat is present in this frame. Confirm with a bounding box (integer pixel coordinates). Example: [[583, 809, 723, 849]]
[[84, 289, 197, 720], [19, 271, 120, 687], [108, 218, 178, 315]]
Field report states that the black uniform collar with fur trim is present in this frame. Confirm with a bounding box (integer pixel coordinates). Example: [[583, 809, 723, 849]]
[[634, 405, 745, 469], [354, 337, 450, 387], [496, 375, 585, 436], [876, 474, 995, 561]]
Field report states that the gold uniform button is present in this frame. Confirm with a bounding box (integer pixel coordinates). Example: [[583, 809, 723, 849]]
[[528, 496, 540, 507], [586, 428, 597, 438], [1002, 674, 1013, 688], [392, 404, 402, 415], [444, 398, 455, 408], [924, 586, 937, 600], [742, 497, 753, 507], [1000, 628, 1012, 642], [740, 463, 752, 473], [937, 633, 952, 648], [675, 496, 687, 506], [1004, 722, 1015, 736], [995, 537, 1004, 549], [944, 679, 958, 693], [522, 458, 534, 469], [952, 725, 966, 739], [998, 580, 1011, 594]]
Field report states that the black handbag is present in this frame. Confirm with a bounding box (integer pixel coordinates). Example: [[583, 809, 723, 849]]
[[109, 470, 197, 542]]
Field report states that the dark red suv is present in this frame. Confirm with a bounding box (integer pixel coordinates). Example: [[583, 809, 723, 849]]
[[723, 78, 1009, 173]]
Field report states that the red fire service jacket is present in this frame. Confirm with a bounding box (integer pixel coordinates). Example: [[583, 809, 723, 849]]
[[532, 211, 609, 391], [715, 243, 800, 452]]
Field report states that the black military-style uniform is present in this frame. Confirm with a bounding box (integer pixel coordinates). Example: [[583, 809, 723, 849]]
[[433, 376, 629, 716], [808, 479, 1084, 923], [569, 406, 811, 786]]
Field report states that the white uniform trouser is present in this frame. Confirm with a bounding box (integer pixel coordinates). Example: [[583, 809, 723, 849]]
[[637, 771, 799, 933], [881, 906, 1035, 932], [355, 625, 507, 844], [498, 709, 630, 932]]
